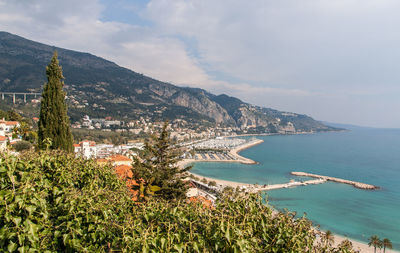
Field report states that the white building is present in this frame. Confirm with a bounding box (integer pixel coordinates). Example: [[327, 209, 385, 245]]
[[0, 120, 20, 133], [81, 115, 92, 128], [74, 140, 97, 158], [0, 136, 7, 152]]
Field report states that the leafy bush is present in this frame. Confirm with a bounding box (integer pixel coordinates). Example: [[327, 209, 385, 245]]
[[208, 180, 217, 187], [200, 178, 208, 184], [0, 151, 356, 252], [0, 151, 133, 252], [12, 140, 33, 152]]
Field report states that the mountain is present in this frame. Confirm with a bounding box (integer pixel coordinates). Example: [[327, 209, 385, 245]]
[[0, 31, 337, 133]]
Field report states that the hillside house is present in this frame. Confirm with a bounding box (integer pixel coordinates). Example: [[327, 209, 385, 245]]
[[74, 140, 97, 158], [0, 120, 20, 134], [0, 136, 7, 152]]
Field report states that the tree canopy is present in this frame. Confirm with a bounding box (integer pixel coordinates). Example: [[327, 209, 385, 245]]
[[132, 121, 190, 200]]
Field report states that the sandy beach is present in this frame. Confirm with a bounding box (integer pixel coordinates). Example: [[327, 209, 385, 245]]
[[332, 234, 397, 253]]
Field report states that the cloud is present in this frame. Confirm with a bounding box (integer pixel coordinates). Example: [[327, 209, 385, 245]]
[[144, 0, 400, 89], [0, 0, 212, 90], [1, 0, 400, 127]]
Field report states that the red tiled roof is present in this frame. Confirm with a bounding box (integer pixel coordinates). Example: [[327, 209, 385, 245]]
[[5, 121, 19, 126], [114, 164, 140, 201], [73, 144, 80, 147], [78, 140, 96, 146], [114, 165, 134, 179], [109, 154, 132, 162], [188, 196, 213, 209], [0, 136, 7, 141]]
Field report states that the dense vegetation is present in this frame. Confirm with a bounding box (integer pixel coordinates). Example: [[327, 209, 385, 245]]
[[71, 128, 147, 145], [0, 150, 362, 252]]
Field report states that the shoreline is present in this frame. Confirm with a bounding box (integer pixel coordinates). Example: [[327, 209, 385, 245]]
[[181, 135, 397, 253], [229, 139, 264, 164], [232, 129, 347, 138], [187, 173, 398, 252]]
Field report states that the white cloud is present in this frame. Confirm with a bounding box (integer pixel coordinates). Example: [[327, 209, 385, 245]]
[[144, 0, 400, 89], [0, 0, 212, 89], [1, 0, 400, 127]]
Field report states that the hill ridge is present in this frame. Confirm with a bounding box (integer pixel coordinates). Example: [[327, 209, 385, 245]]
[[0, 31, 336, 133]]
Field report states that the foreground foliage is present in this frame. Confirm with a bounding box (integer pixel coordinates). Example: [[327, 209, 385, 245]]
[[1, 151, 357, 252]]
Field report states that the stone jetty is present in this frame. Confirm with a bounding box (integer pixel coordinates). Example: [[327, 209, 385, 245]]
[[291, 172, 379, 190], [257, 178, 327, 191]]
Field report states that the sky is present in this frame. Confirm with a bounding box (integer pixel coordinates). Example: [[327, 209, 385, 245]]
[[0, 0, 399, 128]]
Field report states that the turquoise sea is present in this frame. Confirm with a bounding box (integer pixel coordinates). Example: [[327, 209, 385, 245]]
[[190, 127, 400, 249]]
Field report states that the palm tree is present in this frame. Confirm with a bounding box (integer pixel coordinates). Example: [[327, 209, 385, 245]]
[[323, 230, 335, 249], [337, 239, 353, 252], [368, 235, 382, 253], [383, 238, 393, 253]]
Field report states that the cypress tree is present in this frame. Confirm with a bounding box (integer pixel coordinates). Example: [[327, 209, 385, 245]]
[[38, 51, 73, 152]]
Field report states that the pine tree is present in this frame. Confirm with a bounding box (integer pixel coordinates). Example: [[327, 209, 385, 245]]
[[132, 121, 190, 200], [38, 51, 73, 152]]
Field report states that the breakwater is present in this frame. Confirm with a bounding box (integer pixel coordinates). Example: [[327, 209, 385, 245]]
[[291, 172, 379, 190], [257, 178, 327, 191]]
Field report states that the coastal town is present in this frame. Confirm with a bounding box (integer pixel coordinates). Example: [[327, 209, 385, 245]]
[[1, 115, 379, 195], [1, 14, 397, 251], [71, 114, 303, 140]]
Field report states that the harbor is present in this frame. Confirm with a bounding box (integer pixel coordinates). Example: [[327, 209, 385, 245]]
[[182, 138, 264, 165]]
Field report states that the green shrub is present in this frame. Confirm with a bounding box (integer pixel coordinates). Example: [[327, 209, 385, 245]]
[[208, 180, 217, 187], [0, 151, 356, 252], [0, 151, 133, 252], [12, 140, 33, 152]]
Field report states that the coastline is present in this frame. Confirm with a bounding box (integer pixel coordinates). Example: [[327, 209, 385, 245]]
[[233, 128, 347, 138], [229, 139, 264, 164], [181, 135, 398, 253], [186, 172, 398, 252]]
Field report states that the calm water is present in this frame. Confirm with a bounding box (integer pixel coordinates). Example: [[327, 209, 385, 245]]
[[191, 128, 400, 249]]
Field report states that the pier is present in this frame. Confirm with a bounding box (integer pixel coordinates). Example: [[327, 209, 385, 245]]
[[291, 172, 379, 190], [256, 178, 327, 192]]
